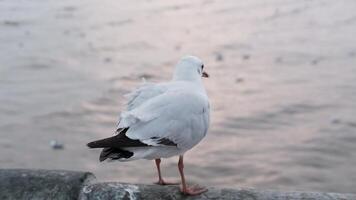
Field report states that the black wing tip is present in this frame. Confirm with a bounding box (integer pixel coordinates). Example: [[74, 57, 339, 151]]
[[99, 148, 134, 162], [157, 138, 177, 146], [87, 141, 97, 148]]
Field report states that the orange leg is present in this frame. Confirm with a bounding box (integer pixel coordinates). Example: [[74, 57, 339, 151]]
[[154, 158, 178, 185], [178, 155, 207, 195]]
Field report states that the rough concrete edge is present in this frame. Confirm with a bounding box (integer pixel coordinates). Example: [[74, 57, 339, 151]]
[[1, 169, 355, 200], [77, 171, 97, 200], [0, 168, 98, 200], [79, 182, 356, 200]]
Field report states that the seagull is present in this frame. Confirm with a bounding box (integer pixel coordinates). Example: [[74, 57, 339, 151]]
[[87, 55, 210, 195]]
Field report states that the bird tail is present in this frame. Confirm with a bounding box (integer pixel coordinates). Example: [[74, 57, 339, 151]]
[[87, 128, 129, 148], [87, 135, 118, 148], [87, 127, 148, 149], [99, 147, 134, 162]]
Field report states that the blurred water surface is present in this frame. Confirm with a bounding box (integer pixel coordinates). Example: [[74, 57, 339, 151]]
[[1, 0, 356, 193]]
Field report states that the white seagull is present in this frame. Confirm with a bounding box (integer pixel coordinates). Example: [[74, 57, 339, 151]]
[[87, 56, 210, 195]]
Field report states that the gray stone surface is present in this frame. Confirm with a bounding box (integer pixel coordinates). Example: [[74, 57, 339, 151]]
[[0, 169, 94, 200], [0, 169, 355, 200], [80, 182, 356, 200]]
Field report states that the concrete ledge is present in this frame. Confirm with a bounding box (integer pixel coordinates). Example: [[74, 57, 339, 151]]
[[80, 182, 356, 200], [1, 169, 356, 200], [0, 169, 94, 200]]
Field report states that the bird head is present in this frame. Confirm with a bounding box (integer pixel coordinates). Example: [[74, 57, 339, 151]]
[[173, 56, 209, 81]]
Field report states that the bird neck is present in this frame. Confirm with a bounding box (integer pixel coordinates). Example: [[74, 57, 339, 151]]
[[172, 65, 201, 82]]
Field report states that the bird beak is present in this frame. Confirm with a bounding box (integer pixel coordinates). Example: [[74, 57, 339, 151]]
[[202, 71, 209, 78]]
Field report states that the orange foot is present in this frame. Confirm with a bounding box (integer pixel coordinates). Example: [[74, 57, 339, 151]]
[[180, 185, 208, 195]]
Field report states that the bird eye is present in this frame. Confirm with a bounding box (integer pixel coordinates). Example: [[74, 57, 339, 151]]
[[201, 64, 204, 70]]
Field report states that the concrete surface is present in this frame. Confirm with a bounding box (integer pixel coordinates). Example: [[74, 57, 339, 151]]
[[1, 169, 355, 200], [0, 169, 94, 200]]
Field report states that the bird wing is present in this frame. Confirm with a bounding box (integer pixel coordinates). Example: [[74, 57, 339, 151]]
[[125, 82, 167, 111], [118, 89, 210, 149]]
